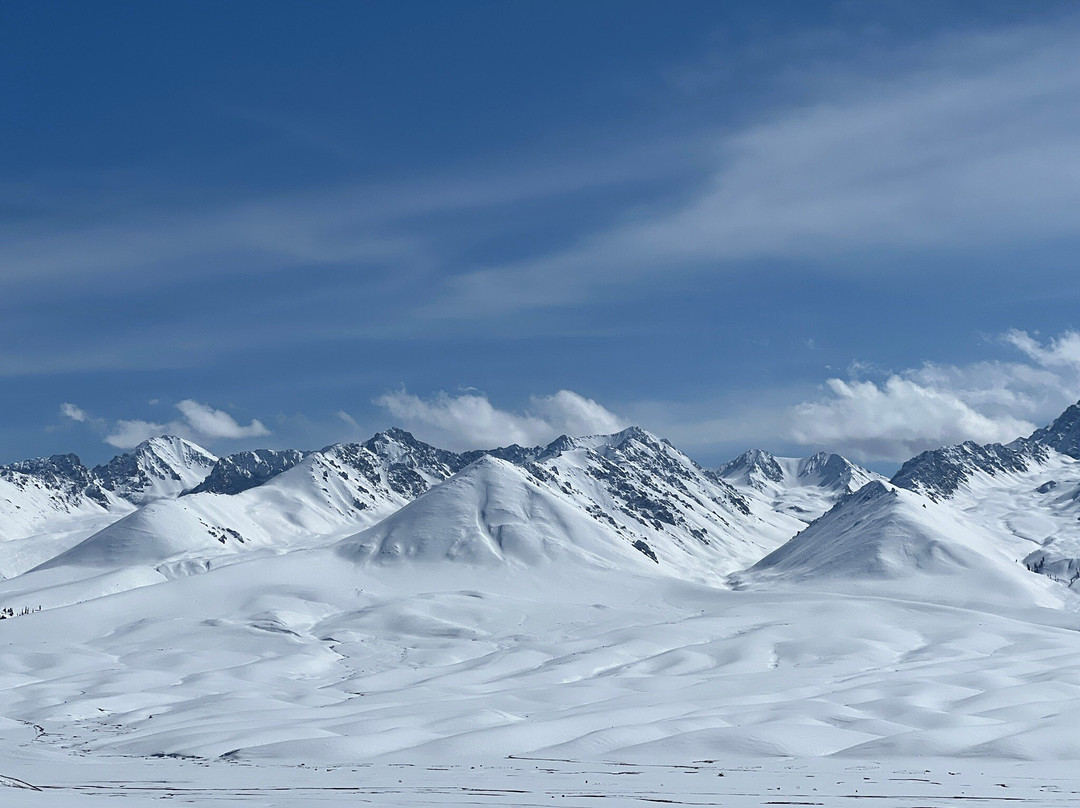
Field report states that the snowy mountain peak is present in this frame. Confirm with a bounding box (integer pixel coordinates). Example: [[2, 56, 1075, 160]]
[[339, 454, 661, 569], [795, 451, 876, 492], [718, 449, 786, 490], [93, 435, 218, 505], [720, 449, 874, 495], [732, 479, 1049, 601], [1027, 400, 1080, 459], [360, 428, 465, 477], [536, 425, 661, 461]]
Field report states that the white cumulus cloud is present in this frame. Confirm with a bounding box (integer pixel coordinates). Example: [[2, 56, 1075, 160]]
[[374, 388, 627, 450], [61, 400, 271, 450], [790, 330, 1080, 462], [104, 419, 170, 449], [174, 400, 270, 440], [59, 402, 89, 423]]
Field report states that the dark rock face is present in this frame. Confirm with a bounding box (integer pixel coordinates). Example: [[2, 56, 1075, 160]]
[[718, 449, 785, 489], [890, 441, 1043, 501], [460, 444, 543, 466], [1027, 402, 1080, 459], [188, 449, 309, 496], [362, 428, 467, 480], [0, 453, 110, 508]]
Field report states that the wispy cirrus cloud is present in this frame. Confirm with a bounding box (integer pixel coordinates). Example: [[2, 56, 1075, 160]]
[[430, 20, 1080, 316]]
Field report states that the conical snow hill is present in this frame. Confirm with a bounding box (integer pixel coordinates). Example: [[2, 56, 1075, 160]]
[[339, 456, 657, 571], [730, 482, 1059, 605]]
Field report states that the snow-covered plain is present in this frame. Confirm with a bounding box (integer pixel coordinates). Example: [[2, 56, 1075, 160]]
[[4, 420, 1080, 805]]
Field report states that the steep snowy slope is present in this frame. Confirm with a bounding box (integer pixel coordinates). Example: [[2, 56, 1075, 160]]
[[41, 430, 470, 569], [93, 436, 217, 504], [0, 439, 218, 576], [524, 427, 806, 576], [1026, 400, 1080, 458], [731, 481, 1055, 604], [891, 440, 1047, 502], [0, 455, 128, 576], [719, 448, 881, 522], [40, 426, 808, 579], [341, 456, 656, 570], [889, 400, 1080, 587], [0, 453, 112, 544]]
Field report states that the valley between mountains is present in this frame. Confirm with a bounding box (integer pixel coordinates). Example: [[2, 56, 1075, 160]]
[[5, 405, 1080, 804]]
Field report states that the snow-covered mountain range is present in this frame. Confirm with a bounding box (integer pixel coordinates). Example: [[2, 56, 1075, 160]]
[[7, 402, 1080, 591], [6, 400, 1080, 774]]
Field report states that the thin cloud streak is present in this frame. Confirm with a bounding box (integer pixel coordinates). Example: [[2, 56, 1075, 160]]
[[0, 138, 698, 293], [429, 20, 1080, 316]]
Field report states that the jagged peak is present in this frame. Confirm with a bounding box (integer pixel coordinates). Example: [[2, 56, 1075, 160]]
[[796, 451, 857, 480], [723, 448, 781, 469], [1027, 400, 1080, 459], [2, 452, 90, 478], [537, 426, 666, 460], [890, 439, 1036, 501], [185, 448, 309, 496], [92, 435, 217, 505], [845, 479, 895, 504], [126, 434, 215, 459]]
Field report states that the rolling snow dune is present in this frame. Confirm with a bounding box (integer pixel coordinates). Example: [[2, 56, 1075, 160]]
[[1, 549, 1079, 768]]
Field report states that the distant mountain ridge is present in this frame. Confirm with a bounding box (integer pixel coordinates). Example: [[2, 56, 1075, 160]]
[[888, 401, 1080, 502], [0, 437, 217, 546], [7, 397, 1080, 596], [31, 425, 850, 578]]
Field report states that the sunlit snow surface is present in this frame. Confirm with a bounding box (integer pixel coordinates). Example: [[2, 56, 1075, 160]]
[[5, 431, 1080, 804], [3, 552, 1080, 805]]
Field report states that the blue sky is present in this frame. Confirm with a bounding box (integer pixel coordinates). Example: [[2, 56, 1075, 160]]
[[5, 1, 1080, 470]]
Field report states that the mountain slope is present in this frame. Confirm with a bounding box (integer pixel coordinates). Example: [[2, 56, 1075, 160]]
[[0, 454, 117, 550], [187, 448, 309, 495], [719, 448, 881, 522], [885, 401, 1080, 587], [890, 440, 1046, 502], [1026, 400, 1080, 459], [93, 436, 217, 504], [527, 428, 788, 574], [340, 456, 655, 569], [731, 482, 1055, 603], [40, 430, 471, 569]]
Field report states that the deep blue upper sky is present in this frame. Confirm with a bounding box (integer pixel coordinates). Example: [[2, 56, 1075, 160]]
[[5, 1, 1080, 470]]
